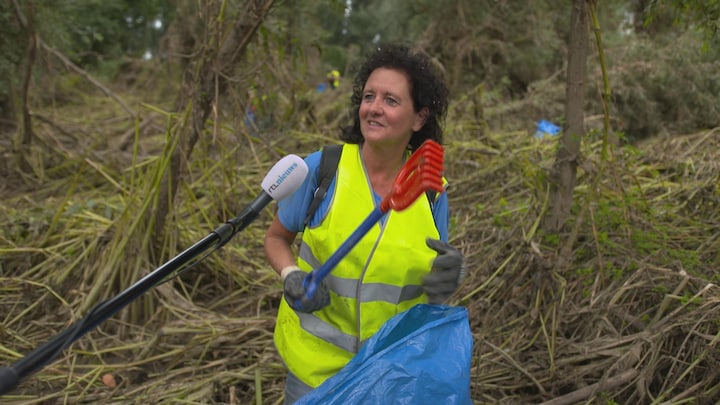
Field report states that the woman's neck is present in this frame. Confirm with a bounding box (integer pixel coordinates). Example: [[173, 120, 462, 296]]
[[360, 143, 407, 196]]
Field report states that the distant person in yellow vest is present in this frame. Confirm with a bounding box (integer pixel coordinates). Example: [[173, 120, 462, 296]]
[[316, 69, 341, 93], [326, 69, 340, 89], [264, 44, 465, 404]]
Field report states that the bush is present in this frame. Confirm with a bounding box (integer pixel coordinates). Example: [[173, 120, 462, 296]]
[[599, 31, 720, 141]]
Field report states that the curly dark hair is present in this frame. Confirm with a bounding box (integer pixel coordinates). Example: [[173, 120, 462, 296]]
[[339, 44, 449, 152]]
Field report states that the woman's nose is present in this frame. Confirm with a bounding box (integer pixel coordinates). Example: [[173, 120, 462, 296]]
[[368, 98, 383, 115]]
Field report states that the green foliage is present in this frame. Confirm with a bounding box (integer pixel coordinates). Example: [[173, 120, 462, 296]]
[[597, 31, 720, 140], [315, 0, 633, 97], [646, 0, 720, 47], [678, 290, 703, 307], [575, 266, 595, 298], [37, 0, 174, 68], [606, 262, 624, 281], [586, 189, 704, 276], [543, 233, 560, 247], [320, 45, 349, 74]]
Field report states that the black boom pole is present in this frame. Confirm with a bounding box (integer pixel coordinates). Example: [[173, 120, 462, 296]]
[[0, 207, 260, 396]]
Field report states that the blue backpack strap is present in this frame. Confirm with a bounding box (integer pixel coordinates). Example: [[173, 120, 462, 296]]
[[304, 144, 343, 227]]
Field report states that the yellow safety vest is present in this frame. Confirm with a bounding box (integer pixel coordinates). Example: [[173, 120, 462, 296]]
[[274, 144, 440, 388]]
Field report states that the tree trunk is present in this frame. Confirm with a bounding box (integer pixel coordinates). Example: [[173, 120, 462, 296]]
[[11, 0, 35, 173], [542, 0, 589, 234], [19, 3, 35, 148], [152, 0, 275, 249]]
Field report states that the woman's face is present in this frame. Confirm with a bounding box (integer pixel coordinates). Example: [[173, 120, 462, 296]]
[[359, 67, 427, 148]]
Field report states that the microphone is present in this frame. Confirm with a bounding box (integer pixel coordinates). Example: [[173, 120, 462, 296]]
[[217, 154, 309, 245], [261, 154, 309, 201]]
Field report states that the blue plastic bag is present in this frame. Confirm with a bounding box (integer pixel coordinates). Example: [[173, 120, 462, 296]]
[[534, 119, 561, 138], [295, 304, 473, 405]]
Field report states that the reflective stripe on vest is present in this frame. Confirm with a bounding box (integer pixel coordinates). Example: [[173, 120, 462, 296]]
[[300, 243, 425, 302], [274, 143, 439, 388]]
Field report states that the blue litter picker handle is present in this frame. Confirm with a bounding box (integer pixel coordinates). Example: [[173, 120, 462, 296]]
[[297, 208, 385, 307], [294, 140, 445, 311]]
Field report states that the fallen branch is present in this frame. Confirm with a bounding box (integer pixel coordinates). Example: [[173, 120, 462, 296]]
[[39, 40, 137, 117]]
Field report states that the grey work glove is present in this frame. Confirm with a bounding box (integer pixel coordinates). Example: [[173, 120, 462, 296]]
[[284, 270, 331, 313], [423, 238, 466, 304]]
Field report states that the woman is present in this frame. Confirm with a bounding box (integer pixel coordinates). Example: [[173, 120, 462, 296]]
[[264, 44, 465, 403]]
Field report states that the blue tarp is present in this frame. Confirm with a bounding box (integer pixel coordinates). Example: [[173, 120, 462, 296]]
[[296, 304, 473, 405]]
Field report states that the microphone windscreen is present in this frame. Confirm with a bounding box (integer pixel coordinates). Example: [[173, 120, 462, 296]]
[[261, 154, 309, 200]]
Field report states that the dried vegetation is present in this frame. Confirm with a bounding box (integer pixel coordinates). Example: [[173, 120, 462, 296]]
[[0, 66, 719, 405]]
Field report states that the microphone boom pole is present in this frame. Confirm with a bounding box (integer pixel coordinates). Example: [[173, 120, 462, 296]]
[[0, 229, 223, 395], [0, 154, 309, 396]]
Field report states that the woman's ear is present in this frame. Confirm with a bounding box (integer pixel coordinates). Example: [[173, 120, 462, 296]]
[[413, 107, 429, 132]]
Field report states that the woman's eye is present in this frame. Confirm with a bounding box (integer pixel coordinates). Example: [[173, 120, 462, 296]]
[[363, 93, 374, 101], [385, 97, 398, 106]]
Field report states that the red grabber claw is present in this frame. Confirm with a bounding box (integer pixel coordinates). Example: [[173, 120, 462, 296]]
[[380, 140, 445, 212]]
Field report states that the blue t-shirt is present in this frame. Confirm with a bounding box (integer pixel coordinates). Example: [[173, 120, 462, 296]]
[[277, 149, 449, 242]]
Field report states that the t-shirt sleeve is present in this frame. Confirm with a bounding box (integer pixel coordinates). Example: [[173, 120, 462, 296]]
[[432, 190, 450, 242], [277, 151, 322, 233]]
